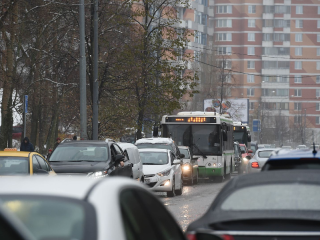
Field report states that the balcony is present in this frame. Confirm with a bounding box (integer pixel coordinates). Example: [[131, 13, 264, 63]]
[[262, 69, 290, 75], [262, 27, 274, 33], [263, 0, 274, 5], [262, 41, 273, 47], [263, 13, 274, 19], [261, 82, 289, 89]]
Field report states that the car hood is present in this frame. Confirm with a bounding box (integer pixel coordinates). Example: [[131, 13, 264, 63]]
[[143, 165, 171, 175], [49, 161, 110, 174]]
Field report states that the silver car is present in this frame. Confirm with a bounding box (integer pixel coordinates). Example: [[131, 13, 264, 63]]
[[247, 148, 278, 173], [178, 146, 199, 185]]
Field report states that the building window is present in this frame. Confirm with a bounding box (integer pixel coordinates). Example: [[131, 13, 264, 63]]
[[216, 33, 232, 41], [316, 117, 320, 125], [294, 75, 302, 83], [318, 20, 320, 28], [317, 62, 320, 70], [248, 33, 255, 41], [317, 76, 320, 84], [247, 75, 255, 83], [248, 5, 256, 14], [294, 115, 302, 124], [295, 47, 302, 56], [194, 32, 207, 45], [248, 47, 255, 55], [295, 61, 302, 70], [317, 48, 320, 56], [217, 47, 232, 55], [274, 19, 290, 28], [248, 19, 255, 28], [296, 20, 303, 28], [216, 19, 232, 28], [296, 5, 303, 14], [217, 5, 232, 13], [247, 88, 255, 96], [247, 61, 255, 69], [295, 33, 302, 42], [249, 102, 254, 110], [318, 6, 320, 14], [294, 89, 302, 97], [318, 34, 320, 42], [317, 89, 320, 97], [294, 102, 301, 111], [317, 103, 320, 111], [195, 11, 207, 25]]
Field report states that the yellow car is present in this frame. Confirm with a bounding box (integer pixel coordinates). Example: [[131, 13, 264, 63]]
[[0, 149, 56, 176]]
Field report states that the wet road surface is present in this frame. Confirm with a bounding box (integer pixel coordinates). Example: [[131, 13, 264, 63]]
[[157, 179, 229, 231]]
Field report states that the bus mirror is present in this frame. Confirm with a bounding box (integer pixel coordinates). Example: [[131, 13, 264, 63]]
[[222, 130, 228, 141], [248, 134, 252, 142]]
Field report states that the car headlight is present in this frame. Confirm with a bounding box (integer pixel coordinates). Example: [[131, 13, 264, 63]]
[[183, 164, 191, 171], [157, 169, 171, 177], [87, 171, 108, 178], [243, 158, 249, 162]]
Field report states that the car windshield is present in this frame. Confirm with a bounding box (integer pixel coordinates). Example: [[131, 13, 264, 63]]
[[162, 124, 221, 155], [0, 196, 91, 240], [258, 150, 273, 158], [139, 152, 168, 165], [263, 160, 320, 171], [233, 131, 247, 145], [50, 146, 109, 162], [240, 146, 246, 152], [136, 143, 173, 152], [179, 148, 190, 158], [220, 184, 320, 211], [0, 157, 29, 175]]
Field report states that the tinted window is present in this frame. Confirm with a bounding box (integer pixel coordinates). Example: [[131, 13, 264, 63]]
[[32, 157, 40, 170], [0, 157, 29, 175], [221, 184, 320, 211], [139, 152, 168, 165], [36, 156, 49, 171], [263, 160, 320, 171], [50, 146, 109, 162], [179, 149, 190, 158], [1, 196, 90, 240], [258, 150, 273, 158]]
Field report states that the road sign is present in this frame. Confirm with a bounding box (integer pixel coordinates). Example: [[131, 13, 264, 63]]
[[24, 95, 28, 113], [252, 119, 261, 132]]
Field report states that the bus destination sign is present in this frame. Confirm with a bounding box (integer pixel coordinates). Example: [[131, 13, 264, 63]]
[[165, 117, 216, 123]]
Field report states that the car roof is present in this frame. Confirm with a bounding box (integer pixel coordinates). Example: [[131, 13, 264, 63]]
[[117, 142, 137, 150], [0, 151, 31, 157], [178, 146, 189, 149], [135, 138, 173, 144], [58, 140, 108, 147], [268, 149, 320, 160], [138, 148, 170, 153], [0, 176, 140, 199], [256, 148, 278, 152]]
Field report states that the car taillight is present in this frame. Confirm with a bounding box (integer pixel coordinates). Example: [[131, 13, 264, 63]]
[[251, 162, 259, 168], [186, 233, 197, 240], [222, 235, 235, 240]]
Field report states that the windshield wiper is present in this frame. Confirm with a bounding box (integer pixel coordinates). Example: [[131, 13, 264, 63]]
[[191, 142, 207, 159]]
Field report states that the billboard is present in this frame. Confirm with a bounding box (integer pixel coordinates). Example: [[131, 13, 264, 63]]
[[204, 98, 249, 123]]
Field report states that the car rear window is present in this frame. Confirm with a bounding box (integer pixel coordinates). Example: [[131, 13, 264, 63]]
[[0, 157, 29, 175], [179, 149, 190, 158], [220, 184, 320, 211], [139, 152, 169, 165], [0, 196, 96, 240], [258, 150, 273, 158], [263, 160, 320, 171]]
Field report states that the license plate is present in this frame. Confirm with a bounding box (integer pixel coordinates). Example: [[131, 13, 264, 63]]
[[145, 179, 150, 184]]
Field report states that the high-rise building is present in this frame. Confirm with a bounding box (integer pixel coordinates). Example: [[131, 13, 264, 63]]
[[180, 0, 320, 145]]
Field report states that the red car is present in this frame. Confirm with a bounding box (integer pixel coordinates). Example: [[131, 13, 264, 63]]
[[239, 144, 253, 174]]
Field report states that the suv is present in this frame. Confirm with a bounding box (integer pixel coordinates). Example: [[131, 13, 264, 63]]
[[49, 140, 133, 178], [135, 138, 183, 159]]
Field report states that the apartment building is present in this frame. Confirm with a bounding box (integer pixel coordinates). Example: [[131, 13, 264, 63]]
[[180, 0, 320, 144]]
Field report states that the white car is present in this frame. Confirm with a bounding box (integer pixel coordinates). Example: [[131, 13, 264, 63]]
[[0, 177, 187, 240], [247, 148, 278, 173], [139, 149, 183, 197], [297, 145, 308, 149], [118, 142, 144, 182]]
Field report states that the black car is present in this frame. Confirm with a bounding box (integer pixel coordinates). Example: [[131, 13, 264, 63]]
[[187, 170, 320, 240], [49, 140, 133, 178]]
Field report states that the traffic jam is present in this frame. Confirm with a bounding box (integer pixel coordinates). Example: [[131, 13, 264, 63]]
[[1, 111, 320, 240]]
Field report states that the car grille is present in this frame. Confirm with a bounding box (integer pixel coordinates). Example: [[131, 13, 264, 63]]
[[147, 182, 157, 188], [144, 174, 155, 178]]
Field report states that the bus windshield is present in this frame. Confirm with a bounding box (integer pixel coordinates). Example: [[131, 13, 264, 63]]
[[163, 124, 221, 155], [234, 131, 248, 144]]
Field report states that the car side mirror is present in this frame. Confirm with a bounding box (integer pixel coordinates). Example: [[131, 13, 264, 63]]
[[114, 154, 124, 164], [33, 168, 49, 175], [180, 154, 185, 158], [173, 159, 181, 165], [248, 150, 253, 153]]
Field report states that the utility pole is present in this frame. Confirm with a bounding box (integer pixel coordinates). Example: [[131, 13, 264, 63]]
[[92, 0, 99, 140], [79, 0, 87, 140], [220, 58, 225, 114]]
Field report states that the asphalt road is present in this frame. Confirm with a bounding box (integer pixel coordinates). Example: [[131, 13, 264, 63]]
[[157, 178, 230, 231]]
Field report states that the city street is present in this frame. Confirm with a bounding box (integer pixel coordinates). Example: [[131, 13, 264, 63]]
[[158, 179, 230, 231]]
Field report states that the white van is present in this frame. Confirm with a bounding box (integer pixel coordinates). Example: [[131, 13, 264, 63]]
[[118, 143, 144, 182]]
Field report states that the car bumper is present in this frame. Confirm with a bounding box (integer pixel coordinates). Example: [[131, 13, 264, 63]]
[[144, 175, 173, 192], [248, 167, 260, 173]]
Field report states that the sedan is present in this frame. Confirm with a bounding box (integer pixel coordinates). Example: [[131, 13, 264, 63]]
[[0, 149, 56, 176], [187, 170, 320, 240], [178, 146, 198, 185], [247, 148, 278, 173], [0, 177, 187, 240], [139, 149, 183, 197]]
